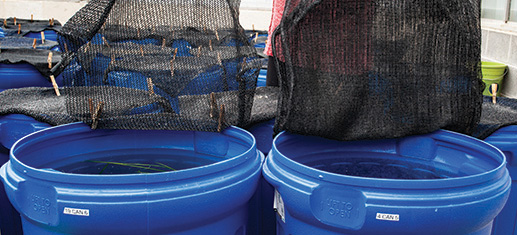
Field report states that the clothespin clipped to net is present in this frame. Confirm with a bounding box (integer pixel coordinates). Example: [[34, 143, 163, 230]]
[[215, 30, 220, 41], [50, 18, 54, 26], [162, 38, 166, 49], [140, 46, 144, 56], [32, 38, 37, 49], [254, 32, 259, 43], [49, 75, 61, 96], [13, 17, 16, 26], [217, 104, 225, 132], [63, 43, 69, 54], [147, 78, 154, 96], [209, 39, 213, 51], [170, 59, 175, 77], [17, 24, 21, 34], [210, 92, 217, 118], [252, 24, 255, 33], [41, 32, 45, 44], [492, 84, 498, 104], [31, 14, 33, 23], [197, 46, 202, 57], [217, 52, 222, 66], [102, 36, 110, 48], [47, 51, 53, 69], [89, 99, 104, 130]]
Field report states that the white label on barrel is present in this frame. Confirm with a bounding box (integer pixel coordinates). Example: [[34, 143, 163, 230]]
[[274, 189, 286, 223], [63, 207, 90, 217], [376, 213, 399, 221]]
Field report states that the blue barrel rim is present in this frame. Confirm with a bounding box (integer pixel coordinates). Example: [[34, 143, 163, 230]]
[[8, 122, 259, 184], [268, 129, 508, 189]]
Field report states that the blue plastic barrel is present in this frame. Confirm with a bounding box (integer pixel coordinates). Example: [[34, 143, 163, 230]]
[[246, 119, 275, 235], [25, 30, 58, 42], [485, 125, 517, 235], [0, 123, 263, 234], [0, 114, 50, 235], [257, 69, 267, 87], [263, 130, 511, 235], [0, 63, 63, 91]]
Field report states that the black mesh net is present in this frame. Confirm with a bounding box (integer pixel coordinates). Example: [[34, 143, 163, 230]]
[[0, 48, 61, 78], [272, 0, 483, 141], [54, 0, 262, 131], [1, 17, 62, 37]]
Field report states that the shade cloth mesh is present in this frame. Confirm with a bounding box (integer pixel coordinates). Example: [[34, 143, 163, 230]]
[[55, 0, 262, 131], [272, 0, 483, 141]]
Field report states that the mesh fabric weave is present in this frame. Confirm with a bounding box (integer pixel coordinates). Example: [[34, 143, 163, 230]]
[[56, 0, 262, 131], [272, 0, 483, 141]]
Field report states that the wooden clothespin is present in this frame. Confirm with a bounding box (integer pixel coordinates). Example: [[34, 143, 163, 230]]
[[41, 31, 45, 44], [47, 51, 53, 69], [13, 17, 16, 26], [209, 39, 213, 51], [217, 52, 222, 65], [50, 18, 54, 26], [197, 46, 202, 57], [162, 38, 166, 49], [492, 84, 498, 104], [254, 32, 259, 43], [215, 30, 220, 41], [172, 48, 178, 61], [49, 75, 61, 96], [32, 38, 37, 49], [140, 45, 144, 56], [63, 43, 69, 54], [217, 104, 225, 132], [17, 24, 21, 34], [31, 14, 33, 22], [90, 100, 104, 130], [210, 92, 217, 118], [102, 36, 110, 48], [147, 78, 154, 96], [3, 19, 6, 27], [137, 28, 140, 38], [252, 24, 255, 33]]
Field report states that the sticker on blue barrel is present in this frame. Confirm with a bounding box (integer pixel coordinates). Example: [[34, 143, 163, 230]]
[[63, 207, 90, 217], [376, 213, 399, 222], [274, 189, 285, 223]]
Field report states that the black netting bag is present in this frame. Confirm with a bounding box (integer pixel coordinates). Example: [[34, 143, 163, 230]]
[[54, 0, 262, 131], [272, 0, 483, 141]]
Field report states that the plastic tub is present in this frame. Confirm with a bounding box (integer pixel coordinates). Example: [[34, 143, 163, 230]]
[[0, 114, 49, 235], [481, 61, 507, 96], [485, 125, 517, 235], [263, 130, 511, 235], [0, 63, 63, 91], [1, 123, 263, 234]]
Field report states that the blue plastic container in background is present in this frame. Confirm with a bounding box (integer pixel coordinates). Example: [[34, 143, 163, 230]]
[[485, 125, 517, 235], [1, 123, 263, 234], [0, 63, 63, 91], [25, 30, 59, 43], [263, 130, 511, 235]]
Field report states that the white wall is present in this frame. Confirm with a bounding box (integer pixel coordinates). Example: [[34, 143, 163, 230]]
[[481, 19, 517, 98]]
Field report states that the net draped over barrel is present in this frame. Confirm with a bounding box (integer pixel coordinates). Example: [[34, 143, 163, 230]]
[[55, 0, 262, 131], [272, 0, 483, 141]]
